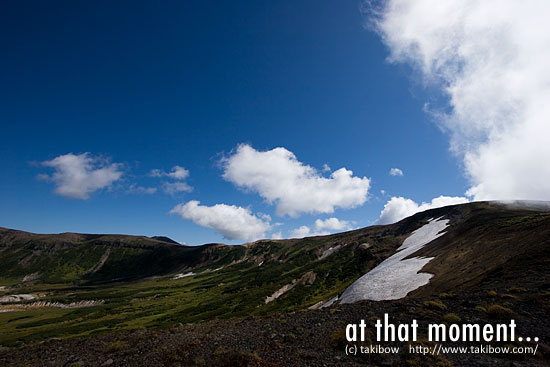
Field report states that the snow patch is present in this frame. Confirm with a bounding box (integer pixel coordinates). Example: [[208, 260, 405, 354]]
[[319, 245, 342, 260], [340, 218, 449, 303], [173, 272, 195, 279], [321, 295, 339, 308], [265, 272, 316, 304], [0, 294, 36, 303]]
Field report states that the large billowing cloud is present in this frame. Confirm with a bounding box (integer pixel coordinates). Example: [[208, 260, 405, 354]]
[[170, 200, 272, 242], [369, 0, 550, 201], [377, 195, 469, 224], [222, 144, 371, 217], [40, 153, 123, 199]]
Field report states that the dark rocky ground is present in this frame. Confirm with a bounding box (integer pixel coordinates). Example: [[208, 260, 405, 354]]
[[1, 288, 549, 367]]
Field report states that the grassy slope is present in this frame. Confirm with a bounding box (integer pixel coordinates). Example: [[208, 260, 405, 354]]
[[0, 201, 549, 348], [0, 224, 402, 346]]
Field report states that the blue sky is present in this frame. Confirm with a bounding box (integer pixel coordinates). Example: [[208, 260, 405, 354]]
[[4, 0, 542, 245]]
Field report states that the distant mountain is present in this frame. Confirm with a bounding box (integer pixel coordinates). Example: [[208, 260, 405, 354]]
[[1, 201, 549, 299], [0, 227, 242, 284], [150, 236, 180, 244]]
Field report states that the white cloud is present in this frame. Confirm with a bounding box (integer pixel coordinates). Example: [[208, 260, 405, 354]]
[[322, 163, 331, 172], [222, 144, 371, 217], [126, 184, 157, 195], [314, 217, 352, 231], [170, 200, 271, 242], [150, 165, 192, 195], [162, 182, 193, 195], [40, 153, 123, 199], [149, 169, 163, 177], [290, 217, 352, 239], [290, 226, 314, 238], [377, 195, 469, 224], [150, 165, 189, 180], [271, 231, 283, 240], [369, 0, 550, 201], [389, 168, 403, 176]]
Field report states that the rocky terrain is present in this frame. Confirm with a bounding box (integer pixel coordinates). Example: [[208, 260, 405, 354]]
[[2, 288, 549, 366]]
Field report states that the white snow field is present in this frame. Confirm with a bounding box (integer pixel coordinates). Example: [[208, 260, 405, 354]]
[[339, 217, 449, 303]]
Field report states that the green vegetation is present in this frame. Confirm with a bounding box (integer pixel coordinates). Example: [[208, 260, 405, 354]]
[[423, 301, 447, 311], [443, 313, 461, 324], [487, 304, 514, 319], [474, 305, 487, 313], [106, 340, 127, 352], [0, 225, 394, 347]]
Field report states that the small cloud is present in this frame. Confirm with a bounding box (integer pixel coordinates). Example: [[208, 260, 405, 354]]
[[170, 200, 271, 242], [314, 217, 352, 231], [39, 153, 123, 199], [151, 165, 192, 195], [126, 184, 157, 195], [271, 231, 283, 239], [290, 225, 312, 238], [389, 168, 404, 176], [167, 166, 189, 180], [380, 189, 386, 195], [290, 216, 353, 239], [150, 166, 189, 180], [162, 182, 193, 195], [322, 163, 331, 172]]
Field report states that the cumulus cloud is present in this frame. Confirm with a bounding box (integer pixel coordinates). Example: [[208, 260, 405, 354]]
[[170, 200, 271, 242], [389, 168, 403, 176], [290, 226, 317, 239], [150, 166, 189, 180], [271, 231, 283, 240], [222, 144, 371, 217], [314, 217, 352, 231], [40, 153, 123, 199], [368, 0, 550, 201], [377, 195, 470, 224], [290, 217, 352, 239]]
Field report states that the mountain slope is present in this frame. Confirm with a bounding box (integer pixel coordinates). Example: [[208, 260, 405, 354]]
[[0, 201, 549, 349], [0, 228, 244, 283]]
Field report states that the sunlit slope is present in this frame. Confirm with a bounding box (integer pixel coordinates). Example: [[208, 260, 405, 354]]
[[0, 202, 549, 346]]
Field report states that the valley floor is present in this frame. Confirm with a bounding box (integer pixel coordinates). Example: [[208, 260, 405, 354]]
[[1, 289, 549, 367]]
